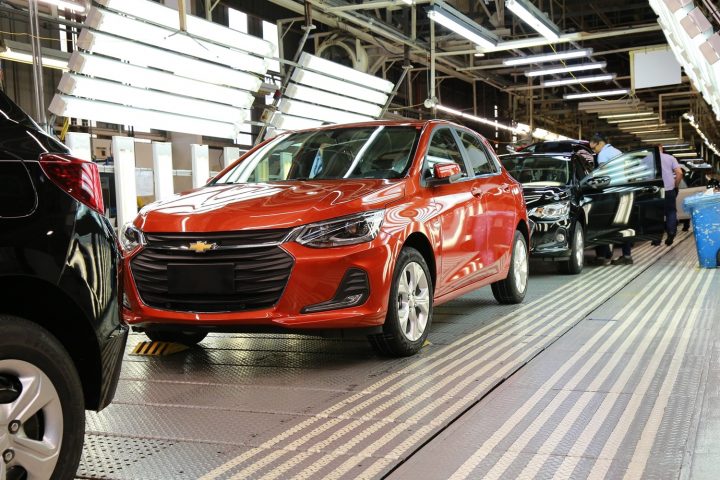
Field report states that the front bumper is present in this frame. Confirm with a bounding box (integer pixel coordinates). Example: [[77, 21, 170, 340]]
[[529, 217, 572, 259], [122, 239, 395, 331]]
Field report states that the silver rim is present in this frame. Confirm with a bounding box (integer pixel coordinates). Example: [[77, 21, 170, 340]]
[[0, 359, 63, 479], [396, 261, 430, 342], [513, 237, 529, 294], [574, 226, 584, 267]]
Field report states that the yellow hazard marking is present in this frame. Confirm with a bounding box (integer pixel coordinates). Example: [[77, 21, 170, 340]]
[[423, 339, 432, 347], [130, 341, 189, 356]]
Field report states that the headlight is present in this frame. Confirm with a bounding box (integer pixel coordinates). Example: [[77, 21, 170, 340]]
[[294, 210, 385, 248], [120, 223, 145, 252], [528, 201, 570, 220]]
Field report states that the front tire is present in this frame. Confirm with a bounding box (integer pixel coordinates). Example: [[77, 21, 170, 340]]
[[0, 315, 85, 480], [145, 330, 207, 346], [491, 230, 529, 304], [369, 247, 433, 357], [558, 223, 584, 275]]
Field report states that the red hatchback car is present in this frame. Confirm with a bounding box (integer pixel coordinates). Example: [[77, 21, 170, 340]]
[[121, 120, 530, 356]]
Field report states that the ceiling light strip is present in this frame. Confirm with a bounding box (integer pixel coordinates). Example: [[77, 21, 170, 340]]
[[436, 104, 529, 134], [598, 111, 655, 119], [606, 116, 660, 124], [683, 112, 720, 155], [503, 49, 591, 66], [428, 2, 498, 49], [542, 73, 615, 87], [564, 89, 629, 100], [525, 61, 606, 77], [505, 0, 560, 41]]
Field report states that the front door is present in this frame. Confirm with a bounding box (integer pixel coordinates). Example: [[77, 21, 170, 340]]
[[582, 147, 664, 245]]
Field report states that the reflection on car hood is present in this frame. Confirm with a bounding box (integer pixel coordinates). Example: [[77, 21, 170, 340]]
[[522, 185, 571, 207], [136, 179, 405, 232]]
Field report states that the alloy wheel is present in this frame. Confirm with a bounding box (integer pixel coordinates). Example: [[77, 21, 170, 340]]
[[575, 227, 584, 268], [396, 261, 430, 342], [513, 237, 529, 294], [0, 360, 63, 480]]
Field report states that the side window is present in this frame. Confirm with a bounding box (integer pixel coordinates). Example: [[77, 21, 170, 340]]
[[573, 156, 591, 182], [424, 128, 469, 179], [457, 130, 497, 176], [0, 161, 36, 217], [593, 149, 657, 186]]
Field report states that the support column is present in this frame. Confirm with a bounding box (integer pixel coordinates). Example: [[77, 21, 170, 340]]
[[222, 147, 241, 169], [152, 142, 174, 201], [65, 132, 92, 161], [191, 144, 210, 188], [112, 136, 137, 228]]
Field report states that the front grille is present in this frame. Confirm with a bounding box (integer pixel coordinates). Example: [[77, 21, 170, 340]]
[[131, 231, 294, 313]]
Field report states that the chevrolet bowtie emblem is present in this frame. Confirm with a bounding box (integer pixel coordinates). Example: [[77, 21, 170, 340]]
[[188, 241, 217, 253]]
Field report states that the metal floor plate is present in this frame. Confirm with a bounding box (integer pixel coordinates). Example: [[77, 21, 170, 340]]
[[76, 234, 720, 479]]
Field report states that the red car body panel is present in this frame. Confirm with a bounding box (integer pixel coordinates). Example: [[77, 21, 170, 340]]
[[122, 120, 528, 332]]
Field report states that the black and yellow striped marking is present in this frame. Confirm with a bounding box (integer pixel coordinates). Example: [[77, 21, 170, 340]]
[[131, 341, 189, 356]]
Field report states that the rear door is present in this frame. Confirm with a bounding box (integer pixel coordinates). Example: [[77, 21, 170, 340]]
[[582, 147, 664, 244]]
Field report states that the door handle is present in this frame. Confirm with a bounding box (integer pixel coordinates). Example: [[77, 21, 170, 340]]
[[641, 186, 660, 194], [471, 187, 483, 197]]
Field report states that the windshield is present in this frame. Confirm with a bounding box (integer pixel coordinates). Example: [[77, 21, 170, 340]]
[[215, 126, 420, 184], [500, 155, 570, 186]]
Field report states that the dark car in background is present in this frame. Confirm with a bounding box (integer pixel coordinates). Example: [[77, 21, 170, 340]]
[[517, 140, 593, 155], [0, 91, 127, 479], [500, 148, 665, 273]]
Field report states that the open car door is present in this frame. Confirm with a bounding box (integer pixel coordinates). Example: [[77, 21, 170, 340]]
[[580, 147, 664, 245]]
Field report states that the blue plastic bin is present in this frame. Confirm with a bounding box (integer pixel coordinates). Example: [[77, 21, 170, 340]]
[[683, 192, 720, 268]]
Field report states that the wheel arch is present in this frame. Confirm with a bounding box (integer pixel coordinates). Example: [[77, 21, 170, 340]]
[[0, 276, 102, 410], [401, 232, 437, 290], [516, 218, 530, 248]]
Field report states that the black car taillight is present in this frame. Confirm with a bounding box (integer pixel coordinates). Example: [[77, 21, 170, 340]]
[[39, 153, 105, 215]]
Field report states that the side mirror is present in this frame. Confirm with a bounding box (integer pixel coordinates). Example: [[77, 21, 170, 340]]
[[428, 163, 463, 185], [581, 175, 611, 190]]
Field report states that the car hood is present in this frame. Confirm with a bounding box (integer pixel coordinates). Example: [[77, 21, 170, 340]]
[[135, 180, 405, 232], [522, 185, 571, 208]]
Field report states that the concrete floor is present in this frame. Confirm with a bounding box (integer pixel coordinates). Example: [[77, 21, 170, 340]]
[[77, 232, 720, 479]]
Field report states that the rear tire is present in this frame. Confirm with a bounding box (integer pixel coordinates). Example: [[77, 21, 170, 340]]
[[491, 231, 529, 304], [0, 315, 85, 480], [558, 223, 584, 275], [369, 247, 433, 357], [145, 330, 207, 346]]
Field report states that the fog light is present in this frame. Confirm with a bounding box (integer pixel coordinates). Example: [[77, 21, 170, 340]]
[[556, 232, 566, 243], [302, 269, 369, 313]]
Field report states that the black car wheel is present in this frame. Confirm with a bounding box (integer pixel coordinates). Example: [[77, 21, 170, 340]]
[[0, 315, 84, 480], [145, 330, 208, 346], [491, 231, 529, 304], [369, 247, 433, 357], [558, 223, 584, 275]]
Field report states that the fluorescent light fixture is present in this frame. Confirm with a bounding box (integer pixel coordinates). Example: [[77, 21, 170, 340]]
[[532, 127, 571, 141], [436, 104, 528, 134], [598, 111, 655, 119], [291, 69, 388, 105], [0, 40, 69, 70], [49, 95, 239, 139], [58, 73, 248, 124], [503, 48, 591, 66], [505, 0, 560, 41], [674, 152, 703, 157], [428, 2, 498, 50], [297, 53, 393, 93], [606, 116, 660, 124], [641, 137, 680, 142], [278, 99, 372, 125], [284, 84, 382, 117], [683, 112, 720, 155], [85, 8, 269, 73], [662, 143, 690, 148], [39, 0, 86, 12], [77, 30, 263, 90], [68, 52, 253, 108], [525, 61, 606, 77], [542, 73, 615, 87], [563, 89, 629, 100], [270, 113, 324, 131], [96, 0, 275, 58], [627, 129, 673, 135]]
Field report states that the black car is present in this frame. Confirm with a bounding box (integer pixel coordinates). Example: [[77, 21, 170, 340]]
[[517, 140, 593, 155], [500, 149, 665, 273], [0, 91, 127, 479]]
